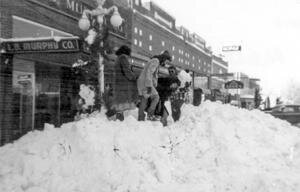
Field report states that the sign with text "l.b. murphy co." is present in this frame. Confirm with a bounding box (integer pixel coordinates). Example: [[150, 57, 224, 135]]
[[2, 39, 80, 53]]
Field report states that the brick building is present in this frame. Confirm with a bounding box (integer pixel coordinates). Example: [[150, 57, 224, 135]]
[[129, 0, 212, 73], [0, 0, 218, 145], [0, 0, 129, 145]]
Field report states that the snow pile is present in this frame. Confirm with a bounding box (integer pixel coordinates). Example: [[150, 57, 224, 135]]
[[1, 102, 300, 192], [79, 84, 95, 109]]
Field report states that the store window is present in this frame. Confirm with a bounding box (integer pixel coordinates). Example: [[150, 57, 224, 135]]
[[10, 16, 76, 139], [13, 16, 72, 38]]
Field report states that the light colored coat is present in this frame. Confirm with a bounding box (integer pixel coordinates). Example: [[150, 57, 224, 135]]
[[137, 58, 159, 98]]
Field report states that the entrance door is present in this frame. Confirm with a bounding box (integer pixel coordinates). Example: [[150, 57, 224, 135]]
[[12, 59, 35, 139], [35, 63, 61, 129]]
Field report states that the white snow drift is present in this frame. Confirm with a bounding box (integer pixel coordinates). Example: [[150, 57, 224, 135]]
[[0, 101, 300, 192]]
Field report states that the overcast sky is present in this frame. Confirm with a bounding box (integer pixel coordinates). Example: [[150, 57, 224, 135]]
[[148, 0, 300, 98]]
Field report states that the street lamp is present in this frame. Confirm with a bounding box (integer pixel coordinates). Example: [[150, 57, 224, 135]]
[[77, 0, 123, 111], [78, 0, 123, 45]]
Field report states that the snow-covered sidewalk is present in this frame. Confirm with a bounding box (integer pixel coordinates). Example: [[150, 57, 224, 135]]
[[1, 101, 300, 192]]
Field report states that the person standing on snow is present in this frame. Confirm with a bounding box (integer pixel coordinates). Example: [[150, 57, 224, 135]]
[[137, 51, 172, 121], [170, 70, 192, 122], [155, 66, 181, 126], [106, 45, 138, 121]]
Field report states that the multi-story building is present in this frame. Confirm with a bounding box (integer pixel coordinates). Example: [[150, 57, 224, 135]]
[[129, 0, 212, 73], [0, 0, 129, 145], [210, 54, 229, 90], [0, 0, 218, 145]]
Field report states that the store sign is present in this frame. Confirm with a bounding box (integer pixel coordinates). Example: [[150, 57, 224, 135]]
[[225, 80, 244, 89], [3, 39, 80, 53]]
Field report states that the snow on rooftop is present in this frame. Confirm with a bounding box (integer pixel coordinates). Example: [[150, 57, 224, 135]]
[[0, 101, 300, 192], [134, 9, 184, 40]]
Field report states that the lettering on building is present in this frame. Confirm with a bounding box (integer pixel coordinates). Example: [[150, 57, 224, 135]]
[[2, 39, 80, 53]]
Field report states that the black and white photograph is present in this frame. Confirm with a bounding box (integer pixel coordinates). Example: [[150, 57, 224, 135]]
[[0, 0, 300, 191]]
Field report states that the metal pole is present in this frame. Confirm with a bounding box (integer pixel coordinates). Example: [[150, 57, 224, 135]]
[[98, 53, 104, 104]]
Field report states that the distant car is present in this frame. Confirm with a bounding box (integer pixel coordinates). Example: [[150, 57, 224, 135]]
[[268, 105, 300, 125]]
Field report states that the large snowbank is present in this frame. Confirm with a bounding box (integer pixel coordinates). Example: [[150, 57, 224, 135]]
[[1, 101, 300, 192]]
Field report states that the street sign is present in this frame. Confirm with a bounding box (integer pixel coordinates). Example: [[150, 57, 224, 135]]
[[225, 80, 244, 89], [222, 45, 241, 52]]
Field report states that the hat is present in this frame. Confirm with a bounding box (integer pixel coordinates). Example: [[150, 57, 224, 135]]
[[161, 50, 172, 61]]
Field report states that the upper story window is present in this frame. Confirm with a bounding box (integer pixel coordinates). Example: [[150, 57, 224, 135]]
[[12, 16, 72, 38], [135, 0, 139, 5], [134, 27, 138, 34], [172, 46, 175, 51], [149, 34, 152, 41], [162, 41, 165, 46], [139, 29, 143, 36], [139, 41, 142, 47], [149, 45, 152, 51], [134, 39, 138, 45]]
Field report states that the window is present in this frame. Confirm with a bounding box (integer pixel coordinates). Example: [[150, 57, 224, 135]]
[[162, 41, 165, 46], [193, 56, 195, 60], [149, 45, 152, 51], [172, 55, 175, 60], [139, 41, 142, 47], [149, 34, 152, 41], [135, 0, 139, 5], [134, 27, 138, 34], [13, 16, 72, 38], [139, 29, 143, 36], [134, 39, 138, 45], [172, 46, 175, 51]]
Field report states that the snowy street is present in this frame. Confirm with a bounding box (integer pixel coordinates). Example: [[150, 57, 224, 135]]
[[1, 102, 300, 192]]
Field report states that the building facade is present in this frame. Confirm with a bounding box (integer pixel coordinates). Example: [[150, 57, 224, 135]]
[[210, 54, 229, 90], [0, 0, 219, 145], [0, 0, 129, 145], [129, 0, 212, 73]]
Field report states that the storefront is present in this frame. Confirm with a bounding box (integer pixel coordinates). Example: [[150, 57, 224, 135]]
[[0, 0, 95, 144], [0, 0, 129, 145], [0, 37, 91, 142]]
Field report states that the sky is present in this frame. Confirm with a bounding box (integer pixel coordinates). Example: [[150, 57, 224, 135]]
[[147, 0, 300, 98]]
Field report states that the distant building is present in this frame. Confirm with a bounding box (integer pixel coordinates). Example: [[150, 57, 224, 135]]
[[237, 73, 260, 108], [130, 0, 212, 73], [210, 54, 229, 90]]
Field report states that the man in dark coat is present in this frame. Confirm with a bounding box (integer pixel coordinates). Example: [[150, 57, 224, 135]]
[[106, 45, 138, 121], [155, 66, 181, 126]]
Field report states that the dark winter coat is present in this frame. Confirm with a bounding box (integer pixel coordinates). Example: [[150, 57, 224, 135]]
[[112, 54, 138, 111], [153, 76, 181, 116], [157, 76, 181, 102]]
